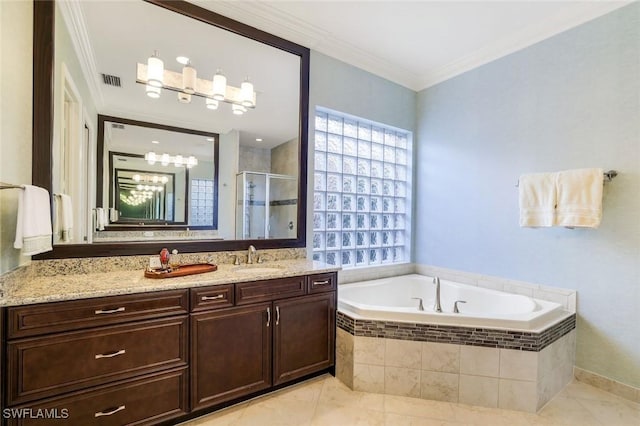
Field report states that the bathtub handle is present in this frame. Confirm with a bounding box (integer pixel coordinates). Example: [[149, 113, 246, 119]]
[[453, 300, 467, 313], [411, 297, 424, 311]]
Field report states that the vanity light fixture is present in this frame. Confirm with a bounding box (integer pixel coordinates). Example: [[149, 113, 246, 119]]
[[132, 174, 169, 184], [145, 152, 199, 169], [136, 60, 256, 111]]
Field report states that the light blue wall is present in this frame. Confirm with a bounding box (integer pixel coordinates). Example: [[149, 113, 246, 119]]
[[415, 4, 640, 387], [307, 51, 417, 259]]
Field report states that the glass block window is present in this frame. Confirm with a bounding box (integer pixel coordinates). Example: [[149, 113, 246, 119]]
[[313, 108, 411, 268], [190, 179, 215, 226]]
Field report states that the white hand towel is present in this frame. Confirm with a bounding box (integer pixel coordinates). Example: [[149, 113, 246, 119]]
[[518, 172, 557, 227], [14, 185, 53, 255], [56, 194, 73, 242], [95, 207, 105, 231], [555, 168, 603, 228]]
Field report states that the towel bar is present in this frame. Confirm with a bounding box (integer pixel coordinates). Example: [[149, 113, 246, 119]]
[[0, 182, 23, 190], [515, 170, 617, 187]]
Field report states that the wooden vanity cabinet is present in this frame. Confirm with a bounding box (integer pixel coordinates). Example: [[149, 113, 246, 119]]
[[2, 289, 190, 425], [190, 273, 337, 413]]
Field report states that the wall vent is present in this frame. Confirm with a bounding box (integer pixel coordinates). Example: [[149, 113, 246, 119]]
[[101, 73, 121, 87]]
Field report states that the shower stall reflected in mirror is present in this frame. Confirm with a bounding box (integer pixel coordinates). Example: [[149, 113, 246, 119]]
[[236, 172, 297, 239]]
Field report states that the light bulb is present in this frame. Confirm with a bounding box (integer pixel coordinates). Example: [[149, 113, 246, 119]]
[[175, 154, 183, 167], [161, 153, 170, 166], [232, 104, 246, 115], [133, 174, 141, 182], [146, 84, 161, 98], [145, 152, 156, 165]]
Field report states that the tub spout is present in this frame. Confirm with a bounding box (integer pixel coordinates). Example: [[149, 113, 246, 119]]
[[411, 297, 424, 311], [433, 277, 442, 313]]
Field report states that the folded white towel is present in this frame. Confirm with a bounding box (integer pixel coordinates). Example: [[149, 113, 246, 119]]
[[519, 172, 557, 227], [109, 207, 119, 223], [54, 194, 73, 242], [14, 185, 53, 255], [95, 207, 106, 231], [555, 168, 603, 228]]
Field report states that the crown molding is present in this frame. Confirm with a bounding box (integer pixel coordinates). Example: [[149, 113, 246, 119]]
[[197, 1, 632, 93], [193, 1, 422, 90], [416, 1, 632, 90], [57, 0, 104, 109]]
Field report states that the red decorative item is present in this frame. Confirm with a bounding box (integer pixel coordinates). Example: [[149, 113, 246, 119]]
[[159, 248, 170, 269]]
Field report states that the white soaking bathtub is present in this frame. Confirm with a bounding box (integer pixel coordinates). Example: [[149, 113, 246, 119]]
[[338, 274, 568, 332]]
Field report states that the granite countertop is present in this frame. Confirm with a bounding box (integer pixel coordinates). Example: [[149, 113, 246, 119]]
[[1, 259, 339, 307]]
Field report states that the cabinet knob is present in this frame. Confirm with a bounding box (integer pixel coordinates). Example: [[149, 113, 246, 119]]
[[95, 405, 126, 417], [95, 349, 126, 359]]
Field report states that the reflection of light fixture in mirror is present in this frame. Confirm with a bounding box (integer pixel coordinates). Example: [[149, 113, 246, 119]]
[[232, 104, 247, 115], [206, 137, 214, 142], [136, 62, 255, 111], [182, 61, 197, 94], [256, 138, 263, 142], [132, 174, 169, 184], [205, 98, 219, 110], [146, 51, 164, 87], [212, 69, 227, 101], [178, 92, 191, 104], [146, 84, 161, 98], [240, 78, 254, 107], [145, 152, 198, 169], [151, 140, 159, 144]]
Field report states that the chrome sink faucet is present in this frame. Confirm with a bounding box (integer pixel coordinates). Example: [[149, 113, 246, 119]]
[[433, 277, 442, 313], [247, 245, 257, 264]]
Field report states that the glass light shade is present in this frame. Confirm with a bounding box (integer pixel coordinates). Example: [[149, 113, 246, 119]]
[[161, 176, 169, 184], [205, 98, 219, 110], [152, 175, 158, 183], [145, 151, 156, 165], [161, 153, 170, 166], [240, 79, 254, 107], [186, 156, 198, 168], [212, 71, 227, 101], [174, 154, 183, 167], [146, 54, 164, 87], [232, 104, 246, 115], [133, 174, 141, 182], [182, 64, 197, 94], [146, 84, 161, 98]]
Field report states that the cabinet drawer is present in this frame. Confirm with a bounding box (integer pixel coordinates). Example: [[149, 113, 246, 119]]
[[7, 289, 189, 338], [235, 276, 306, 305], [191, 284, 234, 312], [7, 368, 189, 426], [7, 316, 188, 405], [307, 273, 337, 294]]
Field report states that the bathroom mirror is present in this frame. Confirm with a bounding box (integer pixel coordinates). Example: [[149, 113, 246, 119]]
[[32, 0, 309, 258]]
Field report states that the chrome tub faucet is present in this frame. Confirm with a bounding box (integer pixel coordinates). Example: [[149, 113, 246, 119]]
[[433, 277, 442, 313]]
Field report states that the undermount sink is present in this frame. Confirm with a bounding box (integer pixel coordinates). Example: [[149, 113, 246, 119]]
[[233, 266, 284, 274]]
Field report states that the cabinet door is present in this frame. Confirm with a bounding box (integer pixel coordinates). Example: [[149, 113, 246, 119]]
[[191, 303, 272, 411], [273, 292, 335, 386]]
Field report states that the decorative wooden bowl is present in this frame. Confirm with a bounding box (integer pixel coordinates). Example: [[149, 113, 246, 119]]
[[144, 263, 218, 279]]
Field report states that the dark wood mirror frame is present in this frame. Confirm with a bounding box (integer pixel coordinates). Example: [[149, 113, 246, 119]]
[[101, 115, 220, 230], [32, 0, 309, 259]]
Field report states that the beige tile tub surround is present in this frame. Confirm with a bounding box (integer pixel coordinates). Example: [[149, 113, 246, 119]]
[[336, 330, 577, 413]]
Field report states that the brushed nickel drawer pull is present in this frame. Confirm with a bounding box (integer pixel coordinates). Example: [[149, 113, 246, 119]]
[[201, 294, 224, 301], [95, 405, 125, 417], [266, 307, 271, 327], [275, 306, 280, 326], [314, 280, 330, 286], [95, 349, 126, 359], [95, 307, 125, 315]]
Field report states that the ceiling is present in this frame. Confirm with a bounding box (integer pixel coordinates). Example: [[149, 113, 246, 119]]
[[192, 0, 630, 91]]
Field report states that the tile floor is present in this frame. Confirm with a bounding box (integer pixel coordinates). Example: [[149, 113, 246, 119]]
[[180, 374, 639, 425]]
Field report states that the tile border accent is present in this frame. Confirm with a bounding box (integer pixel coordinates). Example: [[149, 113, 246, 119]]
[[574, 366, 640, 403], [337, 310, 575, 352]]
